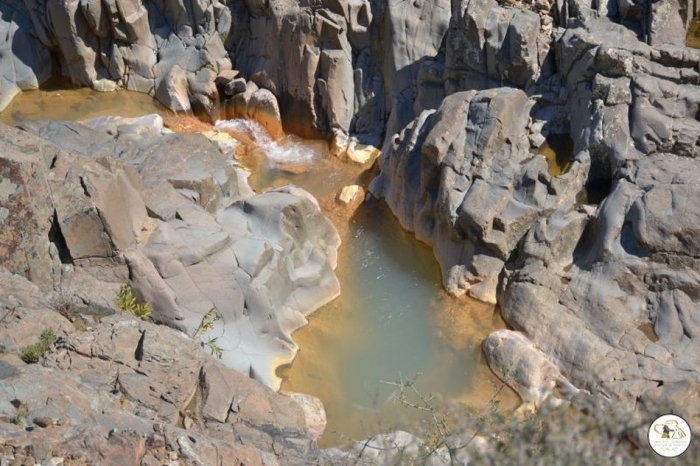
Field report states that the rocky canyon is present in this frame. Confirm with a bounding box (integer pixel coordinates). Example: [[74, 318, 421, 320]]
[[1, 0, 700, 464]]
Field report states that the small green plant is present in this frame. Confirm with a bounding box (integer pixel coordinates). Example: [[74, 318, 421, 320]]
[[20, 329, 58, 364], [116, 283, 151, 320], [193, 308, 220, 338], [9, 406, 27, 425], [204, 336, 223, 359], [193, 308, 224, 359]]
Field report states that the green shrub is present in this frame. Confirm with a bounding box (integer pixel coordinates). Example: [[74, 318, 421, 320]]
[[116, 283, 151, 320], [20, 329, 58, 364]]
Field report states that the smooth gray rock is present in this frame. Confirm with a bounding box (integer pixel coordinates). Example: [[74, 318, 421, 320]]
[[372, 88, 585, 302], [446, 0, 542, 89], [484, 330, 580, 406], [0, 312, 316, 464], [380, 0, 451, 138], [128, 188, 341, 390], [0, 3, 52, 111], [2, 117, 342, 394], [371, 8, 700, 430]]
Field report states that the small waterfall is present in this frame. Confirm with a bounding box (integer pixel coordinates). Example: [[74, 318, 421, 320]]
[[215, 119, 319, 165]]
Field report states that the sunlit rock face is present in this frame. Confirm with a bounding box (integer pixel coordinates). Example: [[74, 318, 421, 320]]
[[0, 288, 318, 464], [3, 116, 340, 390], [2, 0, 700, 457], [126, 186, 340, 389], [371, 88, 584, 304], [370, 0, 700, 431], [0, 0, 454, 142]]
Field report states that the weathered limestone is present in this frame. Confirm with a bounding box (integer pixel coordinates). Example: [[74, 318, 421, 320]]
[[370, 3, 700, 431], [126, 187, 340, 389], [0, 309, 319, 464], [371, 88, 584, 302], [3, 116, 341, 393]]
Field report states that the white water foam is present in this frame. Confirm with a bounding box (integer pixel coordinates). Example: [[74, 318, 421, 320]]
[[215, 119, 319, 164]]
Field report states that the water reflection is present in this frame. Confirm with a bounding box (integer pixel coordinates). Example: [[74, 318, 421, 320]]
[[0, 85, 167, 126]]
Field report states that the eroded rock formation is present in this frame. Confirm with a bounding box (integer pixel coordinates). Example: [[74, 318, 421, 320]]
[[370, 0, 700, 430], [0, 274, 322, 464], [0, 0, 455, 141], [0, 115, 340, 391], [2, 0, 700, 462]]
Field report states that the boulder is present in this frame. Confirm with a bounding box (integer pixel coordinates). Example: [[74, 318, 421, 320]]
[[155, 65, 191, 113], [337, 185, 362, 205], [225, 81, 284, 139], [283, 392, 327, 441], [48, 153, 148, 260], [248, 88, 284, 139], [484, 330, 579, 406]]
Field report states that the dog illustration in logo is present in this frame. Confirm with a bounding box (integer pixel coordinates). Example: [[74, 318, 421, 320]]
[[654, 420, 687, 439]]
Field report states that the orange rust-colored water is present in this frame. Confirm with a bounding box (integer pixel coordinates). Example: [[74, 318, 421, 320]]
[[539, 133, 574, 177], [687, 16, 700, 49], [0, 87, 517, 447], [0, 85, 169, 126]]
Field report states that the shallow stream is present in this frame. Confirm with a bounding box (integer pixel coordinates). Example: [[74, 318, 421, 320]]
[[1, 87, 517, 447]]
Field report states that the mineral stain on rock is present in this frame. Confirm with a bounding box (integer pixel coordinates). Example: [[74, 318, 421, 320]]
[[1, 0, 700, 462], [687, 16, 700, 49], [0, 83, 168, 128]]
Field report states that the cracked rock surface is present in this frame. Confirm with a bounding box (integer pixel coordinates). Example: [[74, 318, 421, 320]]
[[370, 0, 700, 429]]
